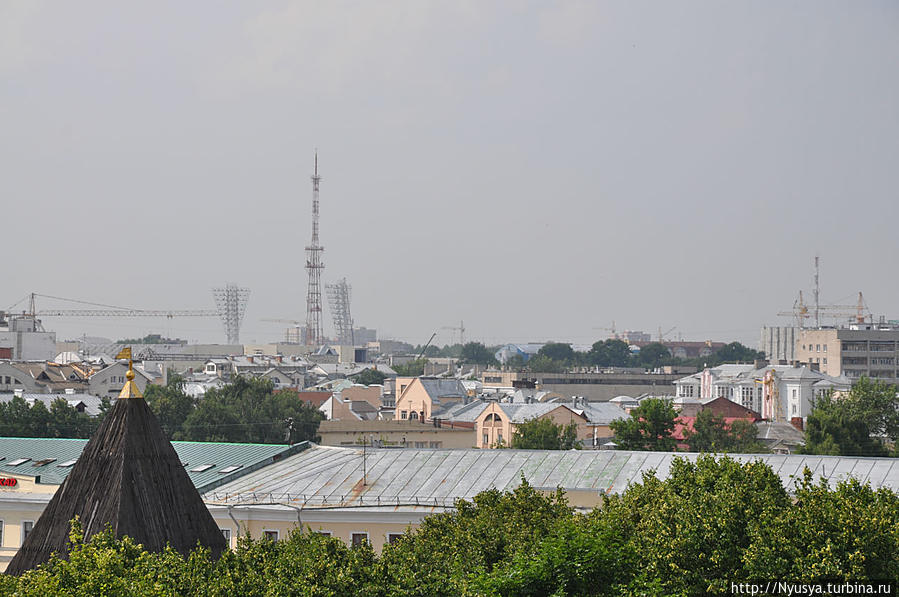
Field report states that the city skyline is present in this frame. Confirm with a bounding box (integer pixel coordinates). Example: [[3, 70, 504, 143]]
[[3, 2, 898, 347]]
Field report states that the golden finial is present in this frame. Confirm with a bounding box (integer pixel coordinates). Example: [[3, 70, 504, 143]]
[[116, 347, 143, 399]]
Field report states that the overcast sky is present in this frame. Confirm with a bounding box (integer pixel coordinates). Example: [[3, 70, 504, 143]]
[[2, 1, 897, 348]]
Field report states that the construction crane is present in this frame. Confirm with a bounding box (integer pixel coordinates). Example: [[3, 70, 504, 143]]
[[593, 321, 618, 340], [417, 332, 438, 360], [778, 290, 871, 328], [657, 326, 676, 343], [440, 321, 465, 346], [7, 292, 241, 343]]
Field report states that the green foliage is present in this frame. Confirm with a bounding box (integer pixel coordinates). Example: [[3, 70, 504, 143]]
[[4, 457, 899, 595], [0, 397, 98, 438], [523, 354, 565, 373], [178, 377, 323, 444], [609, 397, 678, 451], [801, 382, 891, 456], [144, 374, 194, 439], [391, 359, 428, 377], [684, 409, 768, 453], [459, 342, 498, 366], [635, 342, 670, 368], [510, 417, 580, 450], [706, 341, 763, 366], [353, 368, 387, 386], [586, 339, 632, 367]]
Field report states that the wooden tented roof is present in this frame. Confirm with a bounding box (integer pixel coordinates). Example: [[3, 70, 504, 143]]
[[6, 366, 226, 574]]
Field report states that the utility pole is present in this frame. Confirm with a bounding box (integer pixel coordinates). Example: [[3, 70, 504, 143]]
[[305, 151, 325, 347]]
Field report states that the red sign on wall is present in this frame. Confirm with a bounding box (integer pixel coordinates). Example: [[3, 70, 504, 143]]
[[0, 477, 18, 487]]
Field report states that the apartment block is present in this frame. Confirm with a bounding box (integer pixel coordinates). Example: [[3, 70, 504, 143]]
[[797, 325, 899, 383]]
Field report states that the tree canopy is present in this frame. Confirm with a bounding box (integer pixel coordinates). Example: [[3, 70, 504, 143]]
[[510, 417, 580, 450], [609, 397, 678, 451], [459, 342, 497, 366], [0, 397, 104, 439], [146, 376, 323, 444], [800, 378, 896, 457], [352, 368, 387, 386], [4, 456, 898, 595], [683, 409, 767, 453]]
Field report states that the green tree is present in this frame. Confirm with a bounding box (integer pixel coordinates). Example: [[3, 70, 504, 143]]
[[684, 409, 768, 453], [392, 358, 428, 376], [524, 354, 564, 373], [179, 377, 323, 444], [609, 397, 677, 451], [144, 373, 195, 439], [536, 342, 576, 364], [587, 338, 633, 367], [635, 342, 670, 368], [510, 417, 580, 450], [353, 368, 387, 386], [709, 341, 763, 365], [459, 342, 497, 366], [801, 390, 887, 456]]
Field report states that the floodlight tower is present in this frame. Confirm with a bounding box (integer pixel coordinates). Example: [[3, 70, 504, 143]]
[[212, 284, 250, 344], [326, 278, 354, 345], [305, 152, 325, 347]]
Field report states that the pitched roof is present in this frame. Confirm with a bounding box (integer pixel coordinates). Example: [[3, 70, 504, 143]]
[[205, 445, 899, 508], [6, 389, 227, 574]]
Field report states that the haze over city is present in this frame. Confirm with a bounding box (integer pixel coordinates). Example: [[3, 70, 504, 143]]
[[3, 1, 897, 346]]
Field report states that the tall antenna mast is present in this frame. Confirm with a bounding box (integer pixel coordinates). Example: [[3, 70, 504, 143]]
[[305, 151, 325, 346], [813, 255, 820, 329]]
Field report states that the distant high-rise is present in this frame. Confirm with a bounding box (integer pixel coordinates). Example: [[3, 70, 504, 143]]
[[305, 152, 325, 346]]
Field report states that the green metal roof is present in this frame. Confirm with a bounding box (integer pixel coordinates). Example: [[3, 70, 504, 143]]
[[0, 437, 307, 491]]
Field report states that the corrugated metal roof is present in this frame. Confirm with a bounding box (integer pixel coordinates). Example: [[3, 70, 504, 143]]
[[0, 437, 303, 489], [204, 446, 899, 509]]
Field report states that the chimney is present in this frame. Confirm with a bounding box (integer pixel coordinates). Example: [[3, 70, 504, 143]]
[[276, 355, 283, 363], [247, 356, 254, 364], [790, 417, 804, 431], [753, 359, 769, 369]]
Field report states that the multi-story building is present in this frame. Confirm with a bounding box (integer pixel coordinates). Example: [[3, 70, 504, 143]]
[[674, 364, 850, 422], [759, 326, 798, 363], [797, 324, 899, 383]]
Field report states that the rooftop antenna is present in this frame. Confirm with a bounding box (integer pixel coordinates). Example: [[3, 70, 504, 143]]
[[305, 151, 325, 347]]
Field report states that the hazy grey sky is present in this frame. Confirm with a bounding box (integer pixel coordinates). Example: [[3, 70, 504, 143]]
[[3, 1, 898, 348]]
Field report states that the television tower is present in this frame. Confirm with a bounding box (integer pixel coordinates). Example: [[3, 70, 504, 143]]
[[305, 152, 325, 346]]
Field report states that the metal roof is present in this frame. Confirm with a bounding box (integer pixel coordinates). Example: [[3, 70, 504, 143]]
[[204, 446, 899, 510], [0, 437, 303, 489]]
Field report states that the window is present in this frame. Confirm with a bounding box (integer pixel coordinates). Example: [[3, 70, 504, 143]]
[[57, 459, 77, 468], [32, 458, 56, 467], [429, 441, 442, 448], [0, 520, 3, 547], [497, 431, 503, 444], [190, 464, 215, 473], [263, 530, 279, 541], [7, 458, 30, 466], [410, 412, 419, 420], [823, 358, 828, 365], [221, 528, 231, 546], [387, 533, 403, 545], [791, 403, 797, 415], [400, 411, 408, 420], [483, 433, 489, 445], [22, 520, 34, 543], [823, 344, 827, 352], [792, 389, 797, 399], [816, 344, 820, 352], [3, 376, 8, 384], [414, 441, 427, 448], [218, 465, 242, 474], [351, 532, 368, 547]]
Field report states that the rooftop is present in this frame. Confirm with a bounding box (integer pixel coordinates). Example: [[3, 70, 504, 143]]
[[0, 437, 303, 488]]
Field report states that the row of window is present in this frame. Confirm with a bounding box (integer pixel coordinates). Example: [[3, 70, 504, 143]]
[[801, 344, 828, 352]]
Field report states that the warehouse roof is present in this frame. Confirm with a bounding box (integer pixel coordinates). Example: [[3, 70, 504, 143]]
[[204, 446, 899, 510], [0, 437, 304, 488]]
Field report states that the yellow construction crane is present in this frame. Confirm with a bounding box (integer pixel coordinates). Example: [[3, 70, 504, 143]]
[[778, 290, 872, 328]]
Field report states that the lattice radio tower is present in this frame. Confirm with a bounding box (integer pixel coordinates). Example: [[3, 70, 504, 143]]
[[304, 152, 325, 346], [212, 283, 250, 344], [326, 278, 354, 345]]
